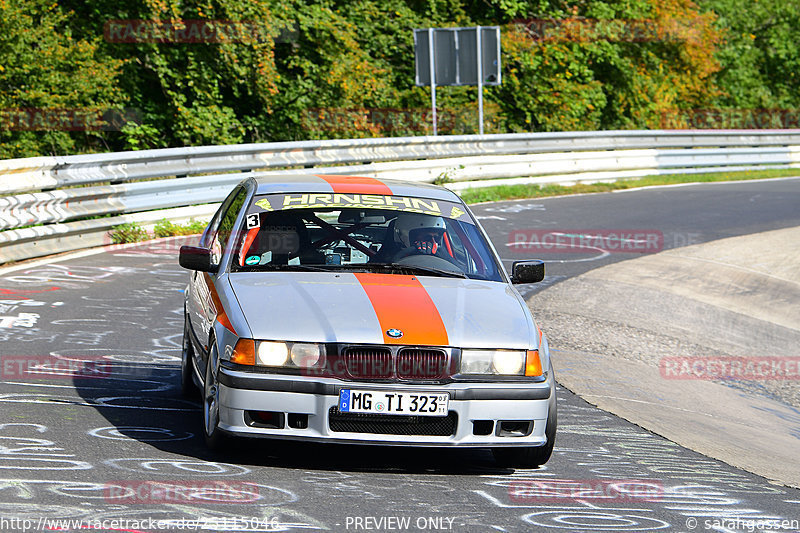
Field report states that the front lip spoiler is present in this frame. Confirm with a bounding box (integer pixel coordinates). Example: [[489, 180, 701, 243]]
[[218, 367, 551, 401]]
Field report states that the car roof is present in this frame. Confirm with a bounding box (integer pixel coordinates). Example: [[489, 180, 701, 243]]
[[251, 174, 462, 203]]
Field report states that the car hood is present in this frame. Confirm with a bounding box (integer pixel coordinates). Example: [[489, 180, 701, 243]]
[[227, 271, 535, 348]]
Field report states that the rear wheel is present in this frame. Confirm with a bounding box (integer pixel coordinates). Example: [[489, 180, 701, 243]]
[[203, 338, 228, 451], [493, 398, 557, 468]]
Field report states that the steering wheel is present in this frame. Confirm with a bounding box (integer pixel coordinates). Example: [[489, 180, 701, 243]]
[[393, 251, 464, 274]]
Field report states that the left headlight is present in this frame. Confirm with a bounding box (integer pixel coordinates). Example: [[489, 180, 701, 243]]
[[257, 341, 290, 366], [230, 339, 324, 369], [460, 349, 542, 377]]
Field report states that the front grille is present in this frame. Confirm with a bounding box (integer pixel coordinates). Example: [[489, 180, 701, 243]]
[[344, 348, 393, 379], [396, 349, 448, 379], [328, 407, 457, 436]]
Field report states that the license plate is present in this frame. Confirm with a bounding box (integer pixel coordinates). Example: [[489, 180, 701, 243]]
[[338, 390, 449, 417]]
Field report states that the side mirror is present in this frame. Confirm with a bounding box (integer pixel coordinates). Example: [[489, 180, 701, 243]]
[[511, 260, 544, 284], [179, 246, 216, 272]]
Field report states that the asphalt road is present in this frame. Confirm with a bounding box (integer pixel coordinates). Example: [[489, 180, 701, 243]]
[[473, 177, 800, 296], [0, 177, 799, 533]]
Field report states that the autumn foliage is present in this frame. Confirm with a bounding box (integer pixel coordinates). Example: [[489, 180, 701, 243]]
[[0, 0, 795, 158]]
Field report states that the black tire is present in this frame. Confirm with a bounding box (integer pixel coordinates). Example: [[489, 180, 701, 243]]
[[493, 396, 557, 468], [203, 338, 228, 452], [181, 317, 199, 398]]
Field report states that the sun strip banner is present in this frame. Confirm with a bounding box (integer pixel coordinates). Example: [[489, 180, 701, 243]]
[[252, 194, 470, 222]]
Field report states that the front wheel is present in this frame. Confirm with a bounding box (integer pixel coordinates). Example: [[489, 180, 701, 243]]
[[181, 318, 199, 398], [203, 339, 228, 452]]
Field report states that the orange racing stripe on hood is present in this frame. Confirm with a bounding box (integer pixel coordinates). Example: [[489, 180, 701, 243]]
[[354, 273, 448, 345], [316, 175, 393, 195]]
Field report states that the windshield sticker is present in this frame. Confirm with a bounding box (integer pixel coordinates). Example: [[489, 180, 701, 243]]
[[254, 198, 273, 211], [244, 255, 261, 266], [245, 213, 260, 229], [251, 194, 471, 221], [450, 206, 465, 219]]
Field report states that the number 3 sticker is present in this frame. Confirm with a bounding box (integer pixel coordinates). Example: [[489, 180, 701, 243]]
[[246, 214, 260, 229]]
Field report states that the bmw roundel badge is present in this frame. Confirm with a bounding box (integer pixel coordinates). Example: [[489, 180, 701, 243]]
[[386, 328, 403, 338]]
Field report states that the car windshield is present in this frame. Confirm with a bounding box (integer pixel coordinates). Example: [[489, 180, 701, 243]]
[[229, 192, 504, 281]]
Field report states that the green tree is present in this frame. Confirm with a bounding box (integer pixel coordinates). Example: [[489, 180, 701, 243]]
[[495, 0, 723, 131], [0, 0, 125, 158], [0, 0, 755, 158], [701, 0, 800, 111]]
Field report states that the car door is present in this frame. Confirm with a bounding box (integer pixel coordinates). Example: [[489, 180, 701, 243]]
[[187, 185, 248, 366]]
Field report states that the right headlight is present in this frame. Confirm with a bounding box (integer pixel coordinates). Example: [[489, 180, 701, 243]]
[[289, 343, 322, 367], [460, 349, 542, 377], [230, 339, 324, 369]]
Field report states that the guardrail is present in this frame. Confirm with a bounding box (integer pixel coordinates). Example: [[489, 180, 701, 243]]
[[2, 129, 800, 264]]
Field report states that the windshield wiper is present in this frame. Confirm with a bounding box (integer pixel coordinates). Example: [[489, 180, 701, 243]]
[[243, 262, 468, 278], [245, 264, 334, 272], [368, 263, 468, 279]]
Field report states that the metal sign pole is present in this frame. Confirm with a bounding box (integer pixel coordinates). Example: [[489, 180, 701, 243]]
[[428, 28, 437, 136], [476, 26, 483, 135]]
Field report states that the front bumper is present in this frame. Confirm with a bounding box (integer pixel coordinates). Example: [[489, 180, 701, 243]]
[[217, 367, 553, 447]]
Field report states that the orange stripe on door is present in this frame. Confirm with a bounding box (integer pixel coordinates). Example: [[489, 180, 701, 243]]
[[203, 272, 237, 335], [354, 273, 448, 346], [317, 175, 393, 195]]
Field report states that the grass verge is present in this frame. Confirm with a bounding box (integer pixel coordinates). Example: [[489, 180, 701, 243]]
[[457, 168, 800, 204], [108, 219, 206, 244]]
